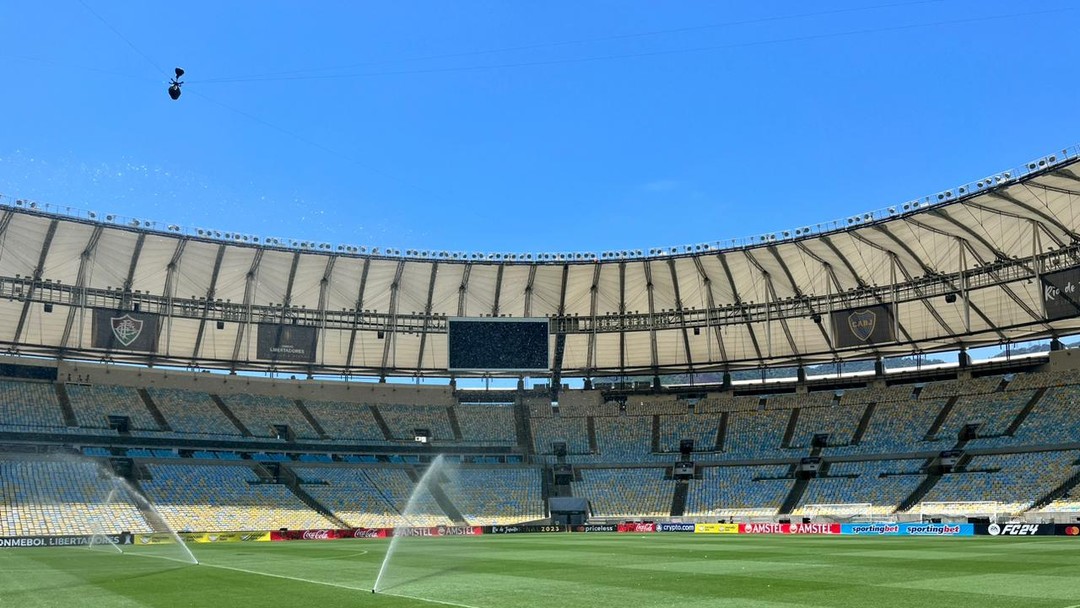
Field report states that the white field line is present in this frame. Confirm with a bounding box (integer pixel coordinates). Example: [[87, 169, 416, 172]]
[[199, 562, 483, 608]]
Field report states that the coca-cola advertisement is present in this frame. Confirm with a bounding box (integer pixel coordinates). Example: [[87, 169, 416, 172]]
[[617, 522, 657, 533], [271, 529, 348, 541], [351, 528, 390, 539]]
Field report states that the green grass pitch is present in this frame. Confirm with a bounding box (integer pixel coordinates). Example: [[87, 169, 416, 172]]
[[2, 534, 1079, 607]]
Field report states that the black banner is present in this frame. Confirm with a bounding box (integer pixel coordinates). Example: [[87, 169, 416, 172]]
[[0, 533, 133, 548], [977, 523, 1054, 536], [1041, 266, 1080, 320], [486, 525, 564, 534], [92, 310, 159, 352], [256, 324, 318, 363], [830, 304, 896, 348]]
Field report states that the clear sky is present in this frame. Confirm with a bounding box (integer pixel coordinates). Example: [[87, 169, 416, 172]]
[[1, 0, 1078, 258]]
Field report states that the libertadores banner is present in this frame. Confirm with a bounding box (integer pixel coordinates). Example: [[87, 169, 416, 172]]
[[0, 533, 133, 548]]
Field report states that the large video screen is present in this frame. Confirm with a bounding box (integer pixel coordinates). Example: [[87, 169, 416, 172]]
[[448, 318, 549, 372]]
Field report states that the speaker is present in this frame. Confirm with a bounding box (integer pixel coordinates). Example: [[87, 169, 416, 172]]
[[216, 320, 225, 330], [43, 302, 53, 313]]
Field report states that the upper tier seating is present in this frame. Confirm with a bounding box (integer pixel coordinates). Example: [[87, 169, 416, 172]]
[[300, 400, 387, 442], [376, 404, 454, 441], [454, 405, 517, 445], [66, 384, 160, 430], [0, 380, 66, 430], [219, 393, 319, 439], [147, 387, 242, 436]]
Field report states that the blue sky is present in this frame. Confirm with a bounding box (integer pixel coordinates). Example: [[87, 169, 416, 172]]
[[1, 0, 1078, 257]]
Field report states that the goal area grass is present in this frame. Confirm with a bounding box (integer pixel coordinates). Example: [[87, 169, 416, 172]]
[[2, 534, 1078, 608]]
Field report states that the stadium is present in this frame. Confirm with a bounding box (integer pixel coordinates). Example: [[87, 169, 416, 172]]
[[4, 146, 1080, 607]]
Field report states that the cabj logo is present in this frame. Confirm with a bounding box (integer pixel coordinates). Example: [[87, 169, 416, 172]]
[[847, 309, 877, 342], [110, 314, 143, 347]]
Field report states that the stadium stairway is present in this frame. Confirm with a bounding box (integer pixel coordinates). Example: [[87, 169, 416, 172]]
[[586, 418, 598, 453], [781, 408, 801, 448], [406, 466, 468, 525], [850, 403, 876, 445], [651, 416, 661, 453], [137, 389, 173, 432], [446, 407, 464, 441], [779, 477, 809, 515], [670, 480, 688, 516], [924, 396, 959, 440], [292, 400, 330, 440], [513, 398, 534, 458], [54, 383, 79, 427], [278, 465, 349, 528], [715, 412, 728, 452], [367, 406, 394, 440], [1005, 387, 1048, 436], [1028, 467, 1080, 511], [210, 394, 253, 437], [898, 470, 941, 513]]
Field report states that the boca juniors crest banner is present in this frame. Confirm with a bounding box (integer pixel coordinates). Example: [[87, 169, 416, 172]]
[[92, 309, 160, 352], [830, 304, 896, 348]]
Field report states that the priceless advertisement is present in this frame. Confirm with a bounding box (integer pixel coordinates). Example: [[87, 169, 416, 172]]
[[741, 523, 841, 535], [92, 309, 160, 352], [693, 523, 739, 534], [487, 525, 564, 534], [573, 524, 617, 533], [842, 523, 974, 536], [617, 522, 657, 533], [0, 533, 133, 548]]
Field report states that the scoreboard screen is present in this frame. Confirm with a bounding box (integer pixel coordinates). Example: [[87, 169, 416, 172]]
[[448, 318, 549, 372]]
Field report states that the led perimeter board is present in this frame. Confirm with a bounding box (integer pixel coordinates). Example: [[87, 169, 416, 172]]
[[448, 318, 550, 373]]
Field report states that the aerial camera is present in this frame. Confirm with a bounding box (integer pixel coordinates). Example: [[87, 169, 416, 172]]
[[168, 67, 185, 100]]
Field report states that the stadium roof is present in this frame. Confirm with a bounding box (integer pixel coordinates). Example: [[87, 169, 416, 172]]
[[2, 147, 1080, 377]]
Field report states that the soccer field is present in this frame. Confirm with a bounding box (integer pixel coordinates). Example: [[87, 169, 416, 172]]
[[2, 534, 1079, 608]]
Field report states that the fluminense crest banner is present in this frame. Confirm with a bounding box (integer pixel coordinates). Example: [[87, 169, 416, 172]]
[[92, 309, 159, 352]]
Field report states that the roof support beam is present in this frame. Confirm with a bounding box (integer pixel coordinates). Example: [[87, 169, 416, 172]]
[[457, 263, 472, 317], [717, 253, 763, 363], [122, 233, 146, 295], [13, 219, 58, 346], [642, 260, 659, 372], [230, 250, 265, 364], [585, 263, 601, 374], [314, 255, 337, 368], [666, 258, 693, 369], [523, 265, 536, 318], [817, 235, 869, 289], [279, 252, 302, 323], [59, 225, 104, 353], [990, 190, 1078, 244], [743, 250, 798, 360], [160, 238, 188, 356], [618, 261, 626, 373], [189, 244, 227, 364], [415, 262, 439, 371], [344, 258, 371, 372], [768, 244, 832, 349], [380, 260, 407, 374], [691, 257, 728, 364], [491, 264, 504, 317]]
